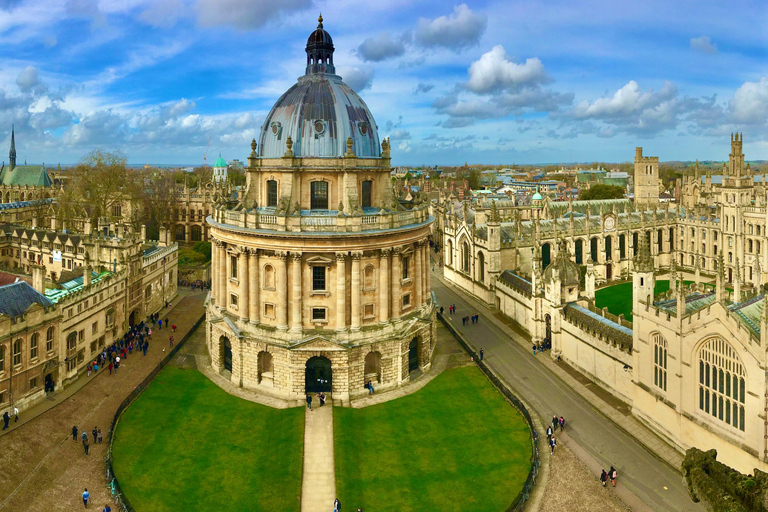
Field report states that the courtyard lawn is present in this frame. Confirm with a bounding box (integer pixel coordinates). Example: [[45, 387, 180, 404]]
[[334, 366, 532, 512], [112, 367, 305, 512], [595, 279, 713, 322]]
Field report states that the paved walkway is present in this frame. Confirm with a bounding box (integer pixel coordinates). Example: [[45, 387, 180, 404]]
[[433, 271, 704, 511], [301, 398, 336, 512]]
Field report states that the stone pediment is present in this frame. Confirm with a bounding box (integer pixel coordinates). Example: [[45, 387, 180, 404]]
[[292, 335, 346, 352]]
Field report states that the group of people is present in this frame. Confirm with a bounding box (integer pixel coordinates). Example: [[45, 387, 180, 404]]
[[600, 466, 618, 487], [546, 415, 566, 455], [532, 338, 553, 355], [462, 314, 480, 325], [333, 497, 363, 511], [306, 392, 328, 410], [72, 425, 103, 456]]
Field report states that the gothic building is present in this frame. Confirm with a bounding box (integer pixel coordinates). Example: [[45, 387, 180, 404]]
[[205, 17, 435, 401], [439, 134, 768, 474], [0, 127, 56, 204]]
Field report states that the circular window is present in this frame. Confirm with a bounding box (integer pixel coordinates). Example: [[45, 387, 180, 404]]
[[359, 123, 368, 135], [271, 124, 279, 135], [314, 121, 325, 134]]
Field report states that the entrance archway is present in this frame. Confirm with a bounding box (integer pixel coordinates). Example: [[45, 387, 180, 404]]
[[408, 337, 419, 372], [128, 310, 138, 327], [44, 373, 54, 393], [545, 314, 552, 343], [221, 336, 232, 372], [305, 356, 332, 393], [606, 263, 612, 280]]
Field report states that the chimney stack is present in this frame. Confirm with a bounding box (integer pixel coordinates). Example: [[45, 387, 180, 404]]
[[31, 262, 46, 295]]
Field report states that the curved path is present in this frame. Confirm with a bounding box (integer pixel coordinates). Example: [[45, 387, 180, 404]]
[[432, 274, 704, 512]]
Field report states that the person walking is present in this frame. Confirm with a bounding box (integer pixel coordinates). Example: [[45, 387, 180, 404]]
[[532, 344, 537, 355], [552, 415, 559, 431], [366, 380, 374, 395], [2, 410, 9, 430], [83, 437, 90, 456], [172, 324, 176, 332], [306, 394, 312, 410], [559, 416, 565, 431], [546, 426, 552, 442], [13, 406, 18, 422], [169, 335, 174, 347], [108, 362, 113, 375], [600, 469, 608, 487], [81, 430, 88, 444], [82, 489, 90, 508], [334, 498, 341, 511], [98, 428, 103, 443], [92, 426, 98, 444], [610, 466, 617, 487], [72, 425, 78, 441], [479, 348, 484, 361], [102, 505, 111, 512], [549, 436, 556, 455]]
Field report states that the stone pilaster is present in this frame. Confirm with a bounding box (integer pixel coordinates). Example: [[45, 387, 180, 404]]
[[239, 248, 249, 321], [391, 248, 401, 319], [351, 252, 361, 331], [249, 249, 259, 324], [415, 242, 423, 307], [291, 252, 302, 333], [336, 252, 346, 331], [277, 252, 288, 331], [218, 241, 226, 310], [379, 248, 390, 323]]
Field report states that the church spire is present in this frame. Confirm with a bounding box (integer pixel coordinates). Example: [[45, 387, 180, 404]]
[[9, 125, 16, 170], [305, 14, 335, 75]]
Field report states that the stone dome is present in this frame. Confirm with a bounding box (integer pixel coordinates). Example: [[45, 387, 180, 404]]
[[543, 240, 580, 286], [257, 16, 381, 159]]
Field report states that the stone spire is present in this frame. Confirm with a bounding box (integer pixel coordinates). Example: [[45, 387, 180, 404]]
[[9, 125, 15, 170], [716, 250, 725, 302], [489, 200, 500, 223], [633, 232, 653, 272]]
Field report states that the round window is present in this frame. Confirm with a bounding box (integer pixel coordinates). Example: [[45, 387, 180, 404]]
[[314, 121, 325, 133], [359, 123, 368, 135], [271, 124, 279, 135]]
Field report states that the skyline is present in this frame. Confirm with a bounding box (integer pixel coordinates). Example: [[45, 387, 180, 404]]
[[0, 0, 765, 166]]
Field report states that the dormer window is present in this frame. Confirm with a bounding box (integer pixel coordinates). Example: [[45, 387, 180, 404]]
[[359, 122, 368, 136], [314, 120, 326, 135], [271, 122, 282, 139]]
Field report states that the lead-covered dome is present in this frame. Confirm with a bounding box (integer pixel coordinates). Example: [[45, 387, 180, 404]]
[[258, 16, 381, 159]]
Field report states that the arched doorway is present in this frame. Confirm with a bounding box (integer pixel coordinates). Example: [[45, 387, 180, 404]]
[[408, 337, 419, 372], [44, 373, 54, 393], [544, 314, 552, 344], [606, 263, 612, 280], [128, 310, 138, 327], [305, 356, 332, 393], [221, 336, 232, 372]]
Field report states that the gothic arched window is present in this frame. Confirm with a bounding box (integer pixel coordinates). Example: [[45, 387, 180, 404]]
[[653, 333, 667, 391], [698, 337, 746, 431]]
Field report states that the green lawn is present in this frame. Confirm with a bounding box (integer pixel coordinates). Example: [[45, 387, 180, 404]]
[[112, 367, 305, 512], [595, 279, 714, 322], [334, 366, 532, 512]]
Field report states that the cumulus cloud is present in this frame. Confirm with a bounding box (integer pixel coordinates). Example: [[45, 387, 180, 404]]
[[16, 67, 46, 95], [466, 46, 549, 94], [690, 35, 717, 54], [729, 77, 768, 124], [338, 66, 374, 92], [414, 82, 434, 94], [570, 80, 677, 120], [357, 32, 407, 62], [195, 0, 312, 30], [139, 0, 188, 28], [388, 129, 411, 140], [416, 4, 486, 49]]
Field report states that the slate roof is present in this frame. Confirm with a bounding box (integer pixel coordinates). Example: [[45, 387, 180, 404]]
[[0, 281, 53, 316], [0, 165, 52, 187]]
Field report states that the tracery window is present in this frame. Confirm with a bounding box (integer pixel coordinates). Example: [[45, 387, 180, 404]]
[[267, 180, 278, 207], [698, 337, 745, 431], [653, 334, 667, 391]]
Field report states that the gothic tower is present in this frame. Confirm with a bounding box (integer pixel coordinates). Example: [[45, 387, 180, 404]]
[[633, 147, 659, 208], [9, 125, 16, 170]]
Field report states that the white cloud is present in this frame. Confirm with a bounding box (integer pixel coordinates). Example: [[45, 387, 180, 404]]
[[16, 67, 45, 95], [357, 32, 406, 62], [571, 80, 676, 119], [729, 77, 768, 124], [338, 66, 374, 92], [138, 0, 188, 28], [195, 0, 312, 30], [466, 45, 548, 94], [690, 35, 717, 54], [415, 4, 486, 49]]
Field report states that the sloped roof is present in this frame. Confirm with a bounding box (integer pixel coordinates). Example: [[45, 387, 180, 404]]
[[0, 281, 52, 316], [0, 165, 52, 187]]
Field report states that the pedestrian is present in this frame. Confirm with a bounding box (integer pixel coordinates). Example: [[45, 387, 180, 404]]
[[462, 316, 466, 326], [318, 392, 326, 406], [559, 416, 565, 431], [366, 380, 374, 395], [600, 469, 608, 487], [172, 324, 176, 332], [479, 348, 484, 361], [549, 436, 556, 455], [334, 498, 341, 511], [102, 505, 111, 512], [82, 488, 90, 508], [92, 426, 98, 443], [306, 394, 312, 410], [164, 317, 168, 328], [83, 437, 90, 456], [169, 335, 174, 347], [2, 411, 9, 430], [158, 319, 162, 330], [98, 428, 103, 443], [72, 425, 78, 441], [532, 344, 536, 355], [610, 466, 617, 487], [108, 362, 113, 375], [552, 415, 559, 431], [439, 306, 444, 315], [81, 430, 88, 443], [546, 426, 552, 440]]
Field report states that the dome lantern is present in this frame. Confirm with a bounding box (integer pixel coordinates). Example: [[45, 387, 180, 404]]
[[306, 14, 335, 75]]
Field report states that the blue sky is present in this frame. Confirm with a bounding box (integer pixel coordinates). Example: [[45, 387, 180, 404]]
[[0, 0, 766, 166]]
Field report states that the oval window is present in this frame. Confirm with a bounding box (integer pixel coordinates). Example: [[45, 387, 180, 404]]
[[271, 124, 279, 135], [359, 123, 368, 135], [314, 121, 325, 133]]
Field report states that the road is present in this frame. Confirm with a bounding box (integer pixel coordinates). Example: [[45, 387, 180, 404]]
[[432, 275, 704, 512]]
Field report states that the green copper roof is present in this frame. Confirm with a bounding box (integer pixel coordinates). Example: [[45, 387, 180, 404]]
[[532, 192, 543, 200], [0, 165, 52, 187], [214, 155, 227, 168]]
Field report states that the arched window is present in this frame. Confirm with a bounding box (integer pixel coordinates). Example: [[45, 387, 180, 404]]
[[363, 265, 375, 289], [263, 264, 275, 289], [267, 180, 278, 207], [46, 326, 55, 352], [145, 285, 152, 301], [590, 237, 599, 262], [477, 252, 485, 283], [619, 234, 626, 259], [446, 240, 453, 266], [361, 180, 372, 209], [632, 232, 638, 256], [698, 337, 746, 431], [310, 181, 329, 210], [30, 333, 38, 360], [669, 228, 674, 251], [191, 225, 202, 242], [605, 236, 612, 261], [364, 351, 382, 383], [462, 241, 470, 272], [575, 239, 583, 264], [12, 339, 21, 366]]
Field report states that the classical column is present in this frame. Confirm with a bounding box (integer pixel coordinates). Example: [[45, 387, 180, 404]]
[[336, 252, 346, 331], [239, 249, 249, 321], [379, 248, 390, 323], [422, 242, 430, 303], [248, 249, 259, 323], [414, 243, 423, 307], [211, 238, 219, 306], [351, 252, 361, 331], [291, 252, 302, 333], [390, 248, 401, 318], [425, 243, 431, 301], [277, 252, 288, 331], [218, 242, 227, 310]]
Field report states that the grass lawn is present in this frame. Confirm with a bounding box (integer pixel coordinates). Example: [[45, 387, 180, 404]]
[[595, 279, 714, 321], [112, 367, 305, 512], [334, 366, 532, 512]]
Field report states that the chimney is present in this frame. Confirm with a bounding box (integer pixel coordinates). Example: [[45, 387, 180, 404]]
[[31, 216, 37, 229], [31, 262, 46, 294], [84, 219, 92, 235], [141, 224, 147, 242], [158, 226, 167, 247], [83, 264, 92, 288]]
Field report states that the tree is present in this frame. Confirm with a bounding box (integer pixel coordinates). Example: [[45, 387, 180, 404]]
[[580, 184, 625, 200], [193, 166, 213, 189], [142, 172, 177, 238]]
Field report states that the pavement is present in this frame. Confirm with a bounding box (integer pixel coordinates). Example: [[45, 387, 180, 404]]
[[432, 270, 705, 512], [301, 398, 337, 512]]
